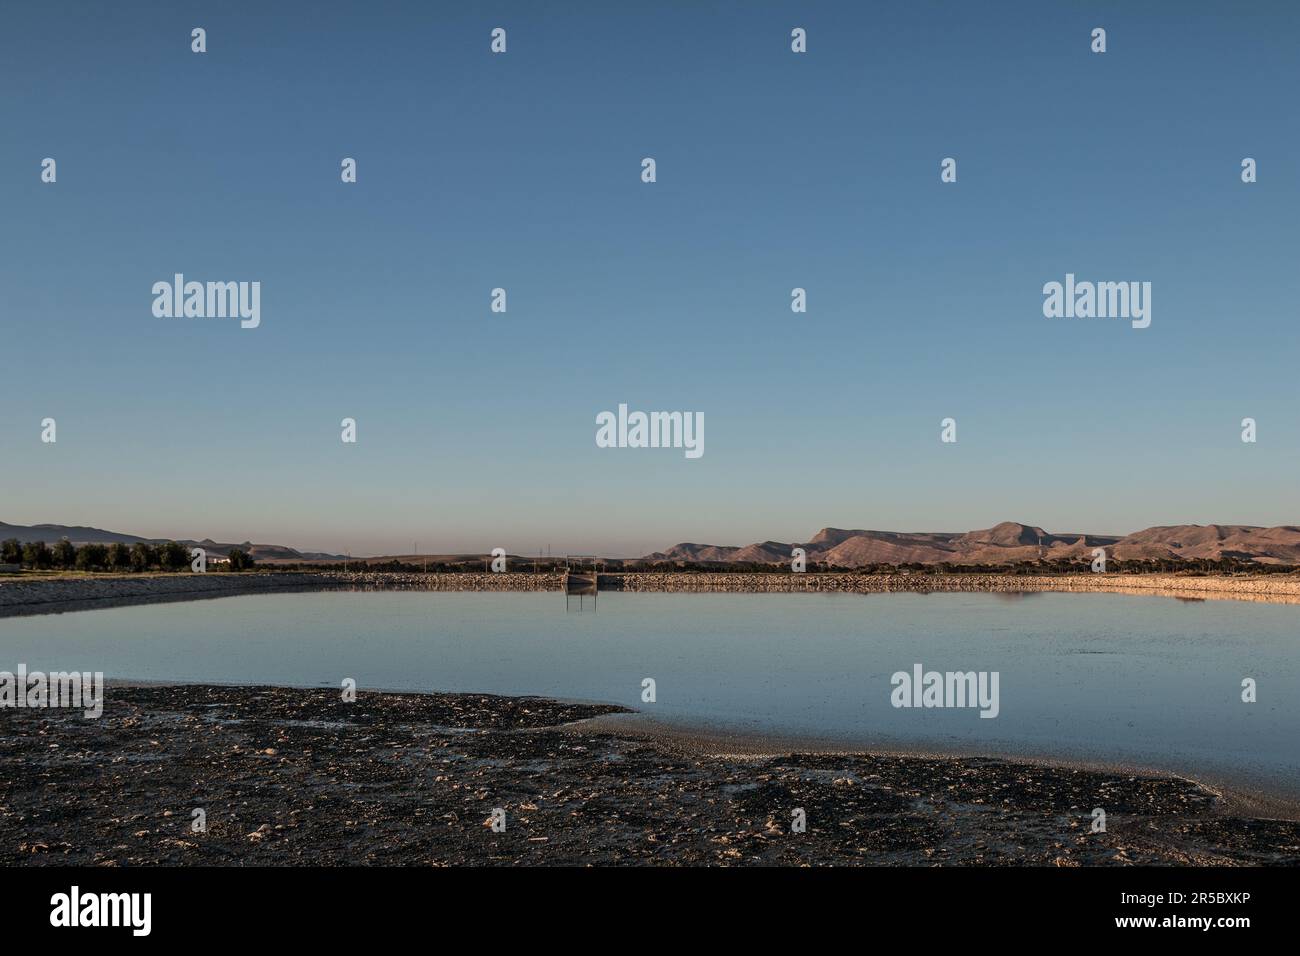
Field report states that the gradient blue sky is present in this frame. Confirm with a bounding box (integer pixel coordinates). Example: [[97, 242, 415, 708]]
[[3, 1, 1298, 556]]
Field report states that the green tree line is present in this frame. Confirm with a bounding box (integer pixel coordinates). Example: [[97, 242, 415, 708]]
[[0, 539, 255, 572]]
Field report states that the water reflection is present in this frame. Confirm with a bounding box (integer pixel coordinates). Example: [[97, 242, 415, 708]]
[[4, 590, 1296, 791], [565, 590, 597, 613], [563, 570, 598, 613], [989, 591, 1045, 603]]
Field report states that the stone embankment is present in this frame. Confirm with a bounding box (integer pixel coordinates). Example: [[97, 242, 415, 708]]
[[0, 571, 563, 617], [0, 572, 327, 617], [2, 569, 1298, 617], [600, 572, 1300, 602]]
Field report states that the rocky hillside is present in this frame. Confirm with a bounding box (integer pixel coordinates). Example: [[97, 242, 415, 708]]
[[648, 522, 1300, 567]]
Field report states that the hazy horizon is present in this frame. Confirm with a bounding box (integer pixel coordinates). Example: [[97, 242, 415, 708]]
[[5, 1, 1298, 555]]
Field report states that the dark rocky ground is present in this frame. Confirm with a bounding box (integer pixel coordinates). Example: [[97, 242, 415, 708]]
[[2, 684, 1297, 866]]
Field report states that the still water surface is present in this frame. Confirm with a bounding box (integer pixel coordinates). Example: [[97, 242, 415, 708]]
[[3, 590, 1296, 792]]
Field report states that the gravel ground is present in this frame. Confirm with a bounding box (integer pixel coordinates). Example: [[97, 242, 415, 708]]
[[2, 684, 1297, 866]]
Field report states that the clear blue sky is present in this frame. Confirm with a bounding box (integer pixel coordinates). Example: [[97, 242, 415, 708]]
[[2, 1, 1297, 556]]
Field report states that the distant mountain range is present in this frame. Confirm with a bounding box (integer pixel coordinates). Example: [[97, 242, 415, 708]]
[[645, 522, 1300, 566], [7, 520, 1299, 567], [0, 522, 348, 563]]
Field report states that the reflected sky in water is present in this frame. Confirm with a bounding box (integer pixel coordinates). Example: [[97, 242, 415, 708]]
[[3, 591, 1296, 793]]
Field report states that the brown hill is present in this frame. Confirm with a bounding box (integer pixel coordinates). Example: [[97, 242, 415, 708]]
[[1112, 525, 1300, 565], [954, 521, 1051, 549], [822, 531, 959, 566], [730, 541, 795, 563], [643, 542, 753, 563], [648, 523, 1294, 567]]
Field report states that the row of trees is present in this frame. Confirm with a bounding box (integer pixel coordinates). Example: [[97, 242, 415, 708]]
[[0, 539, 255, 572]]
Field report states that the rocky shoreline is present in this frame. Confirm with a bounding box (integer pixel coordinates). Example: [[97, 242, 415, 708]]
[[2, 683, 1296, 866], [0, 571, 562, 617], [601, 571, 1300, 603], [2, 569, 1299, 617]]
